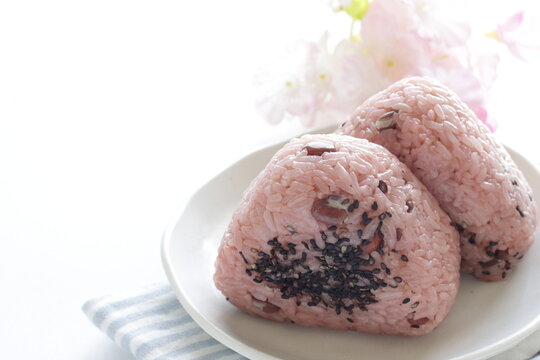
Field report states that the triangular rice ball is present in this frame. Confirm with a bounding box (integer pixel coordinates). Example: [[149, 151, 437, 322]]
[[214, 134, 460, 336], [337, 77, 537, 281]]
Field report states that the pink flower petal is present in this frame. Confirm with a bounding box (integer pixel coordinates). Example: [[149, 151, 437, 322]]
[[498, 11, 524, 34]]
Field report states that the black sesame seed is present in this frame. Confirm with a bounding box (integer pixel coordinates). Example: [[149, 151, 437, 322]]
[[226, 297, 230, 301], [486, 250, 495, 257], [411, 324, 420, 329], [396, 228, 402, 241], [321, 232, 328, 241], [401, 255, 409, 262], [244, 224, 387, 316], [482, 270, 491, 275], [336, 238, 350, 246], [245, 269, 252, 276], [328, 225, 337, 231], [489, 241, 498, 247], [362, 212, 372, 226], [353, 200, 359, 209], [511, 179, 518, 186], [371, 202, 378, 210], [518, 255, 524, 260], [516, 206, 525, 217], [453, 223, 465, 233], [357, 229, 363, 239], [378, 180, 388, 194], [347, 318, 354, 323], [468, 234, 476, 244], [377, 248, 384, 255], [394, 277, 403, 283], [348, 204, 355, 213], [402, 298, 411, 304], [239, 251, 248, 264]]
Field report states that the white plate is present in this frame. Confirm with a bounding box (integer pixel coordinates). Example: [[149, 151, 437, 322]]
[[162, 130, 540, 360]]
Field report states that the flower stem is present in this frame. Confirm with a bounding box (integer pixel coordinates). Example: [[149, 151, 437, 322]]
[[349, 19, 362, 41], [349, 19, 356, 40]]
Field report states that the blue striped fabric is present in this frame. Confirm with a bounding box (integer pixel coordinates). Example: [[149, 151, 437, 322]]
[[83, 283, 540, 360], [82, 284, 246, 360]]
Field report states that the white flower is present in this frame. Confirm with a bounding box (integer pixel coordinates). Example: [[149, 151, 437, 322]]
[[252, 0, 521, 131], [253, 33, 339, 126], [326, 39, 391, 114], [359, 0, 432, 79], [488, 11, 540, 61], [410, 0, 471, 48]]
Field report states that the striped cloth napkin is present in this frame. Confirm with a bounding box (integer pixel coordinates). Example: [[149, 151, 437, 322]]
[[82, 284, 246, 360], [83, 283, 540, 360]]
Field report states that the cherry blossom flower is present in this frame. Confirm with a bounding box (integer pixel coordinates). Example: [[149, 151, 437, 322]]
[[253, 34, 339, 127], [359, 1, 431, 80], [487, 11, 540, 61], [253, 0, 537, 130], [410, 0, 471, 48], [326, 39, 390, 114]]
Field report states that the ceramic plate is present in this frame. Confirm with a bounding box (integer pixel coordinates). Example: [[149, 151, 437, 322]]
[[162, 131, 540, 360]]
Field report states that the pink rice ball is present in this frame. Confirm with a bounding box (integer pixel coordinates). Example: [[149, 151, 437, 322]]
[[337, 77, 537, 281], [214, 134, 460, 336]]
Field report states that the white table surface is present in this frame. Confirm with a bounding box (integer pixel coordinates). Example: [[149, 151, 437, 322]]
[[0, 1, 539, 359]]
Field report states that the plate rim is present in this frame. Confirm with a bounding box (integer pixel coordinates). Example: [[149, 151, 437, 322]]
[[162, 135, 540, 360], [161, 141, 286, 360]]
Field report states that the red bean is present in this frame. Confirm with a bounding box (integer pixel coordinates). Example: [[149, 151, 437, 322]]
[[304, 142, 336, 156], [311, 198, 347, 225]]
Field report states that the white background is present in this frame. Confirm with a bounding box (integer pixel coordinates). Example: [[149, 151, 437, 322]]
[[0, 1, 538, 359]]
